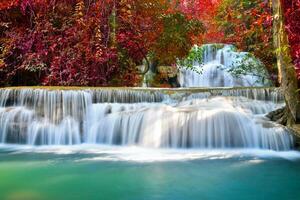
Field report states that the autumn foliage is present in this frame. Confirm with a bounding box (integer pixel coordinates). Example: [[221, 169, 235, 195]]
[[1, 0, 120, 86], [212, 0, 276, 81], [281, 0, 300, 78], [0, 0, 209, 86], [0, 0, 296, 87]]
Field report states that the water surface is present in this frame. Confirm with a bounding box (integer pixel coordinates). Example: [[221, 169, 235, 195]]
[[0, 145, 300, 200]]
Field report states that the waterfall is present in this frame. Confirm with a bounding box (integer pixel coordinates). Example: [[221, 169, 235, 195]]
[[0, 88, 294, 151], [179, 44, 271, 87]]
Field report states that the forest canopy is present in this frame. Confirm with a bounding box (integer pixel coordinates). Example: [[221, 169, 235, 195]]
[[0, 0, 298, 86]]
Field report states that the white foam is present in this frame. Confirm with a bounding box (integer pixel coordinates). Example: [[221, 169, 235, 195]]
[[1, 145, 299, 163]]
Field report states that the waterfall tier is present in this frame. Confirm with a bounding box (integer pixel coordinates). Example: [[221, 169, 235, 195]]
[[0, 87, 293, 151], [179, 44, 271, 87]]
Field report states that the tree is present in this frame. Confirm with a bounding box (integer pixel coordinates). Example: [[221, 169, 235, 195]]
[[271, 0, 300, 131], [118, 0, 205, 73], [214, 0, 276, 82], [0, 0, 208, 86], [281, 0, 300, 79]]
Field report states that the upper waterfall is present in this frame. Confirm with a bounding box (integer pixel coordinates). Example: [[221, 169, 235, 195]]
[[178, 44, 271, 87]]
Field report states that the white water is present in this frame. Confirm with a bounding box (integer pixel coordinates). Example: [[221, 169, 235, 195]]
[[179, 44, 270, 87], [0, 88, 293, 151], [1, 144, 300, 162]]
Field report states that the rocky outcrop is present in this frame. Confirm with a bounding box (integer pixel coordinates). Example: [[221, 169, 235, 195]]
[[266, 107, 287, 125], [267, 107, 300, 148], [143, 65, 180, 87]]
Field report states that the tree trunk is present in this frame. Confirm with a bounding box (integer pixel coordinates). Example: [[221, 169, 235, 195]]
[[150, 59, 159, 73], [272, 0, 300, 126]]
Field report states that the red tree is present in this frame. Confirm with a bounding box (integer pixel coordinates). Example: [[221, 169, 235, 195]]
[[0, 0, 208, 86], [282, 0, 300, 78]]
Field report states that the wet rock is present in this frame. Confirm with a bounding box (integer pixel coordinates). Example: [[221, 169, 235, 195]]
[[266, 107, 287, 125], [105, 105, 112, 114]]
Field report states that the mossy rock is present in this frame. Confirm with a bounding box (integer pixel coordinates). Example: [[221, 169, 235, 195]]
[[157, 66, 178, 78]]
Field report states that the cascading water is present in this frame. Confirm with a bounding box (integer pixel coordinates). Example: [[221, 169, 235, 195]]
[[0, 88, 294, 151], [179, 44, 271, 87]]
